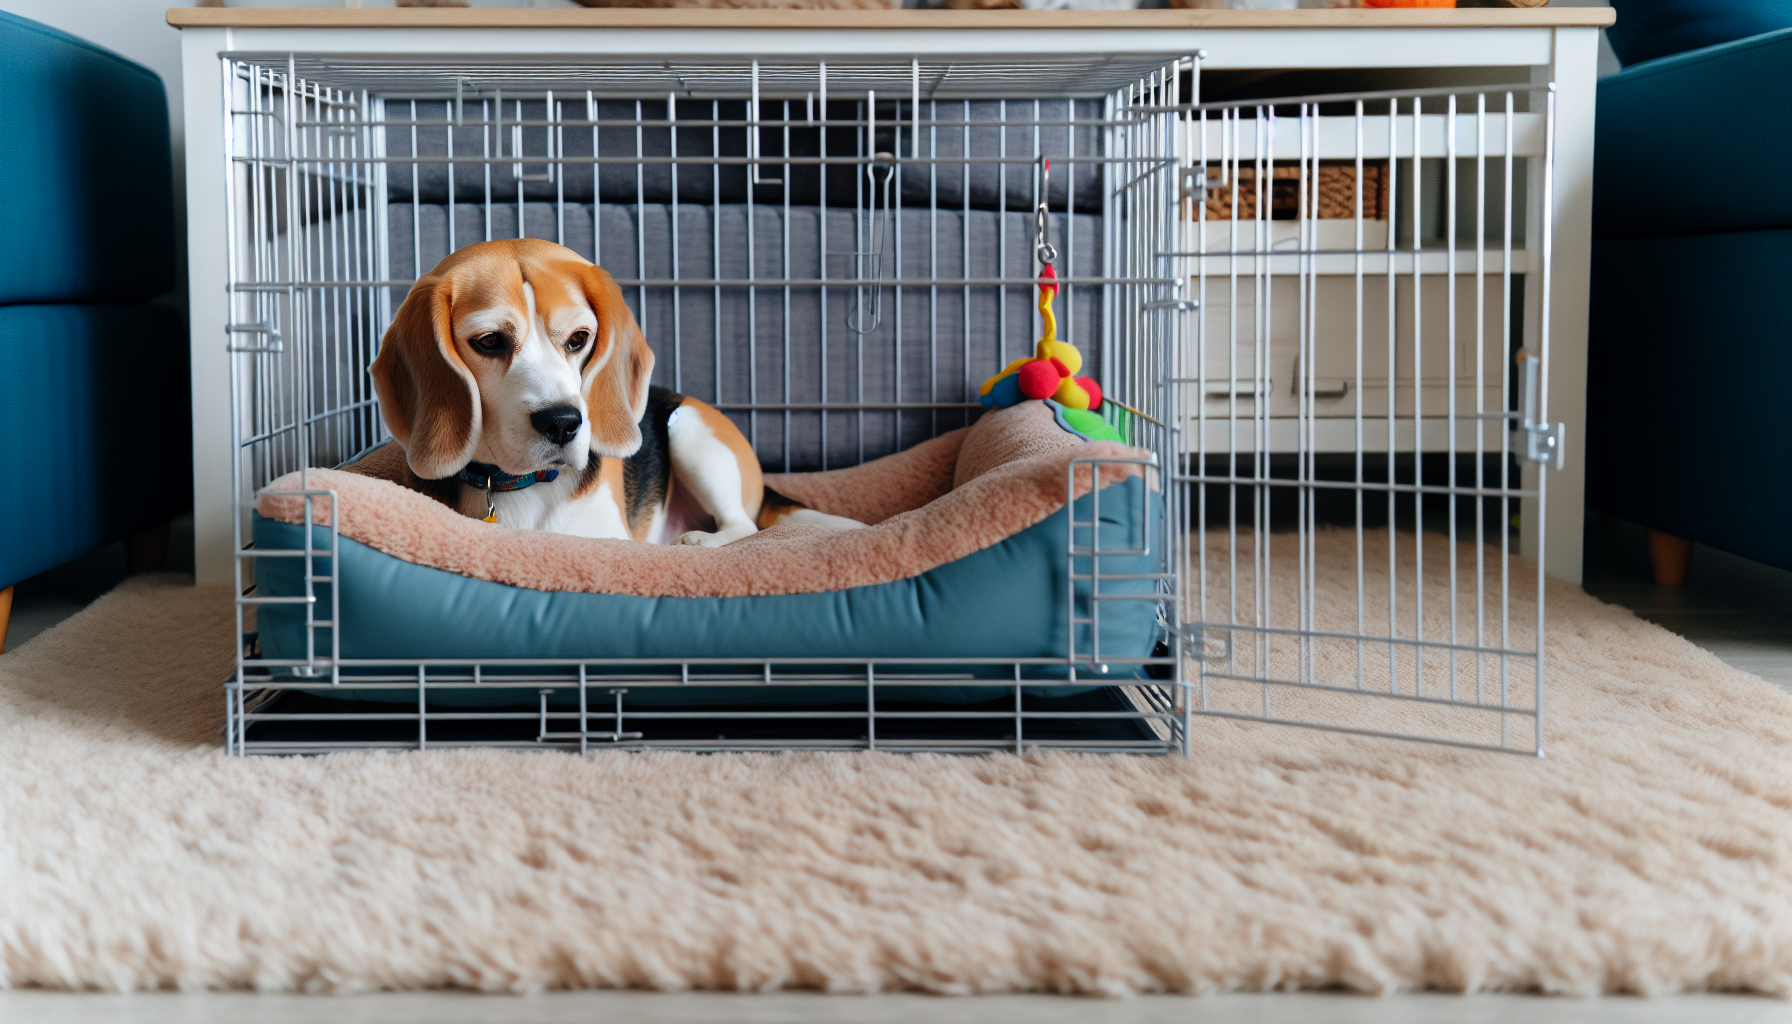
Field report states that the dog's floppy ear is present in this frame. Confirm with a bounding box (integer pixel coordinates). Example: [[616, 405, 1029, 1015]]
[[370, 271, 481, 479], [577, 263, 655, 458]]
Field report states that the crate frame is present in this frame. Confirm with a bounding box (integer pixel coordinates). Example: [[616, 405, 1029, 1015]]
[[220, 50, 1189, 755]]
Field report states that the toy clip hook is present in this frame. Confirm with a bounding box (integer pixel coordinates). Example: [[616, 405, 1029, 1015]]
[[1035, 158, 1058, 267]]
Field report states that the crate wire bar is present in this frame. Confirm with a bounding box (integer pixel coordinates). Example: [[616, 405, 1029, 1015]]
[[221, 48, 1558, 756]]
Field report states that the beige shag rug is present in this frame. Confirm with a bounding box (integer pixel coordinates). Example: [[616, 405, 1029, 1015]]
[[2, 536, 1790, 996]]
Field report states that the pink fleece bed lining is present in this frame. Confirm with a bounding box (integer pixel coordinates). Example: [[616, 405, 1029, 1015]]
[[257, 402, 1148, 600]]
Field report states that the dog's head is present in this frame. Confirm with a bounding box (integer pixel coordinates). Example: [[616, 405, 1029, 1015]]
[[370, 239, 654, 480]]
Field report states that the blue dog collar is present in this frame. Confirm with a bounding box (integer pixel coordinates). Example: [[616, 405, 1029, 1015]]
[[457, 462, 560, 492]]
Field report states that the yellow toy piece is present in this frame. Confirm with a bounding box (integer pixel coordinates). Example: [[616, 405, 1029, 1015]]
[[1031, 266, 1081, 373], [1052, 374, 1092, 410], [1036, 339, 1081, 376]]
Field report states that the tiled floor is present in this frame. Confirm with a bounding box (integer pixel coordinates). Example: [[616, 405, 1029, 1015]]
[[4, 516, 1789, 1021], [6, 548, 135, 653], [3, 514, 196, 653], [1580, 511, 1792, 692]]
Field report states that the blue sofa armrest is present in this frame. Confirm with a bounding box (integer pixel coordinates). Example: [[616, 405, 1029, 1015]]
[[0, 11, 177, 305], [1594, 27, 1792, 239]]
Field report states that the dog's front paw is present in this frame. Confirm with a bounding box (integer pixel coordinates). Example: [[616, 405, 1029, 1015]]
[[677, 524, 758, 547]]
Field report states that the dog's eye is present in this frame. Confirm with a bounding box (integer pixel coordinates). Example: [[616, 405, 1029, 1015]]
[[469, 332, 507, 356], [566, 330, 590, 353]]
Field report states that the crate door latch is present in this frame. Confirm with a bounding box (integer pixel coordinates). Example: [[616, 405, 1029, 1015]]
[[1516, 349, 1564, 470]]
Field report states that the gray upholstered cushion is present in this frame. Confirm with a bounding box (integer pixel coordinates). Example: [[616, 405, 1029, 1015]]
[[382, 99, 1105, 215]]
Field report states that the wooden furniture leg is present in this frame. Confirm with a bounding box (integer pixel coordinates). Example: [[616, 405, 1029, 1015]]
[[1648, 529, 1694, 587], [0, 585, 13, 655], [125, 521, 171, 575]]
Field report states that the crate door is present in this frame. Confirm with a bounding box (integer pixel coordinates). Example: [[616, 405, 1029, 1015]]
[[1170, 82, 1562, 755]]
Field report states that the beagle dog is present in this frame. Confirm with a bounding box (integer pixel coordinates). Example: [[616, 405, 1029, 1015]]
[[370, 238, 861, 545]]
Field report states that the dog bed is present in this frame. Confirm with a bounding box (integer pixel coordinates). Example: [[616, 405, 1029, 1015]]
[[252, 402, 1164, 709]]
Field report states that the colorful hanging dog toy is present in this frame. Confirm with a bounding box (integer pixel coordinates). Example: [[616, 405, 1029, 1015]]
[[978, 160, 1105, 417], [976, 265, 1105, 412]]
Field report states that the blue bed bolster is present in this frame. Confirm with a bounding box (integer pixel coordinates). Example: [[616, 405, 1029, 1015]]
[[253, 478, 1165, 707]]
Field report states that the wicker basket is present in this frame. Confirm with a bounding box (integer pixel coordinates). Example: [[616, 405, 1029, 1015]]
[[1197, 160, 1389, 221]]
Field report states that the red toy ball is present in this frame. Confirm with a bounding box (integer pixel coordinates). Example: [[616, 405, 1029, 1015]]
[[1016, 360, 1061, 400]]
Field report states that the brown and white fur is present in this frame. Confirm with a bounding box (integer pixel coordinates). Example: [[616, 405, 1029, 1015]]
[[370, 239, 862, 545]]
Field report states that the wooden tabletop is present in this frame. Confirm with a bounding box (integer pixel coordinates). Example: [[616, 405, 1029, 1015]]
[[167, 6, 1615, 30]]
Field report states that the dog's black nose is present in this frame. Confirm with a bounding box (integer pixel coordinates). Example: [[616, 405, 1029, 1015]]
[[530, 405, 583, 446]]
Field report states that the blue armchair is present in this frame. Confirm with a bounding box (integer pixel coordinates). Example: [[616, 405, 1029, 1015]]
[[1586, 4, 1792, 583], [0, 11, 191, 648]]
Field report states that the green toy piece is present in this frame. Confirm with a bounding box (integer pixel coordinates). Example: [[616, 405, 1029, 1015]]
[[1046, 399, 1125, 443]]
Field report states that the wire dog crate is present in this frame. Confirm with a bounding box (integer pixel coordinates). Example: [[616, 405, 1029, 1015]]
[[218, 45, 1560, 757]]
